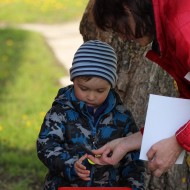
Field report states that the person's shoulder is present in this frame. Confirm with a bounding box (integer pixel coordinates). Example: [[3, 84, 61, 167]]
[[111, 90, 127, 109], [52, 85, 74, 107], [57, 85, 73, 96]]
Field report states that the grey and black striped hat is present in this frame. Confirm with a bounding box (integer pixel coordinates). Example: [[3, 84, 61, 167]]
[[70, 40, 118, 88]]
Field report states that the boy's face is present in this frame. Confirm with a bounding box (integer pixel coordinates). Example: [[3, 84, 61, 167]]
[[73, 77, 111, 109]]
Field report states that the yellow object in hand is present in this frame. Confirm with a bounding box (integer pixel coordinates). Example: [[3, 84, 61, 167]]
[[87, 155, 101, 165], [87, 159, 95, 165]]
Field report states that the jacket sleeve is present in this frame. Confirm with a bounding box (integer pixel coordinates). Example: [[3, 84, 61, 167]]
[[175, 120, 190, 152], [118, 110, 145, 189], [36, 106, 77, 181], [119, 150, 145, 189]]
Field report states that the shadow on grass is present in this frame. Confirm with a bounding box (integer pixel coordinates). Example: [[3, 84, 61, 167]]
[[0, 28, 49, 190], [0, 28, 30, 101], [0, 144, 47, 190]]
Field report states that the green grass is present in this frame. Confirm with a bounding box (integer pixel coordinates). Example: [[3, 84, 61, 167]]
[[0, 28, 65, 190], [0, 0, 88, 24], [0, 0, 87, 189]]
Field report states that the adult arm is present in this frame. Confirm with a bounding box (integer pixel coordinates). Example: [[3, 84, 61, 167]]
[[145, 1, 190, 174], [87, 131, 142, 165], [88, 120, 190, 177], [175, 120, 190, 151]]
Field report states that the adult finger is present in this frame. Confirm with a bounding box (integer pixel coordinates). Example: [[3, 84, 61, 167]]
[[152, 168, 164, 177], [92, 145, 108, 155], [147, 159, 159, 172], [87, 149, 112, 165], [147, 146, 157, 161]]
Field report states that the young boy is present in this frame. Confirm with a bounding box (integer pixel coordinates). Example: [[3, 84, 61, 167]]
[[37, 40, 144, 190]]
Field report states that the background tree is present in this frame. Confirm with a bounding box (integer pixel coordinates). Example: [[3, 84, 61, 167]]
[[79, 1, 190, 189]]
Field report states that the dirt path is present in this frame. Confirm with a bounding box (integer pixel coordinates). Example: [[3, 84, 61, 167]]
[[18, 21, 83, 86]]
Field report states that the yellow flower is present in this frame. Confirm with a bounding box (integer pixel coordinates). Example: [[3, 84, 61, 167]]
[[6, 39, 14, 47], [26, 120, 31, 127], [0, 125, 3, 132], [22, 114, 28, 120], [39, 111, 46, 118]]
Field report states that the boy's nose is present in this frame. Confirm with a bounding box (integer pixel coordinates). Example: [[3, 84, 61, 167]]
[[87, 92, 95, 101]]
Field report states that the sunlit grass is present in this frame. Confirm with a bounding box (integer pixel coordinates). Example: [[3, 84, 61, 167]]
[[0, 28, 65, 190], [0, 0, 88, 24], [0, 0, 87, 188]]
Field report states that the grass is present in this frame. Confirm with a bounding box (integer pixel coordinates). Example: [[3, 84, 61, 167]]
[[0, 28, 65, 189], [0, 0, 88, 189], [0, 0, 88, 24]]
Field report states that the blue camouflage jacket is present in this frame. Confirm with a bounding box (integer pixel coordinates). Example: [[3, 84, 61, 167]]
[[37, 85, 145, 190]]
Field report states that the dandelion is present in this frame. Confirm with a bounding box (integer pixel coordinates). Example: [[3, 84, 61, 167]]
[[26, 120, 31, 127], [22, 114, 28, 120], [39, 111, 46, 119], [36, 126, 41, 132], [6, 39, 14, 47], [0, 125, 3, 132]]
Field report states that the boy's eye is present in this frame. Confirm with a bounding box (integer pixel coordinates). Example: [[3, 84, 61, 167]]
[[97, 89, 105, 93], [80, 87, 88, 91]]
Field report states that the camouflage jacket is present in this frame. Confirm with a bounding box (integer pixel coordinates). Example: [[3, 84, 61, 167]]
[[37, 85, 145, 190]]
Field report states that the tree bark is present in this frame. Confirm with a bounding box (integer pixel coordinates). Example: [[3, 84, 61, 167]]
[[80, 1, 190, 189]]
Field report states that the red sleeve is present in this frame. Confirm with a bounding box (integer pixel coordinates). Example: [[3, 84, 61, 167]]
[[140, 127, 144, 135], [175, 120, 190, 152]]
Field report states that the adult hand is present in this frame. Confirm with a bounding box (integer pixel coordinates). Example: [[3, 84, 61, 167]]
[[74, 154, 90, 181], [147, 135, 183, 177], [87, 132, 142, 165], [88, 137, 127, 165]]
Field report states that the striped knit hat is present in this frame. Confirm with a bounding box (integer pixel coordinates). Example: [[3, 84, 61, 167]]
[[70, 40, 118, 88]]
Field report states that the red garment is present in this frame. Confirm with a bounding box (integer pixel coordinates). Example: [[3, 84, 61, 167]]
[[58, 188, 132, 190], [145, 0, 190, 151]]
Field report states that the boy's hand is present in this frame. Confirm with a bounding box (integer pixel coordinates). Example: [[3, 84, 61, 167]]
[[74, 154, 90, 181]]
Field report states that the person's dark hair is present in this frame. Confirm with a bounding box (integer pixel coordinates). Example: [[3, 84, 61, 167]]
[[76, 76, 112, 86], [77, 76, 93, 82], [93, 0, 155, 38]]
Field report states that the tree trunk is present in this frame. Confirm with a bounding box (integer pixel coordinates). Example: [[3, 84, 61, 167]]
[[80, 1, 190, 189]]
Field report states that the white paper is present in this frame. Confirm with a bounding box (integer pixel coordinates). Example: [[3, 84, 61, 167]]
[[184, 72, 190, 81], [140, 94, 190, 164]]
